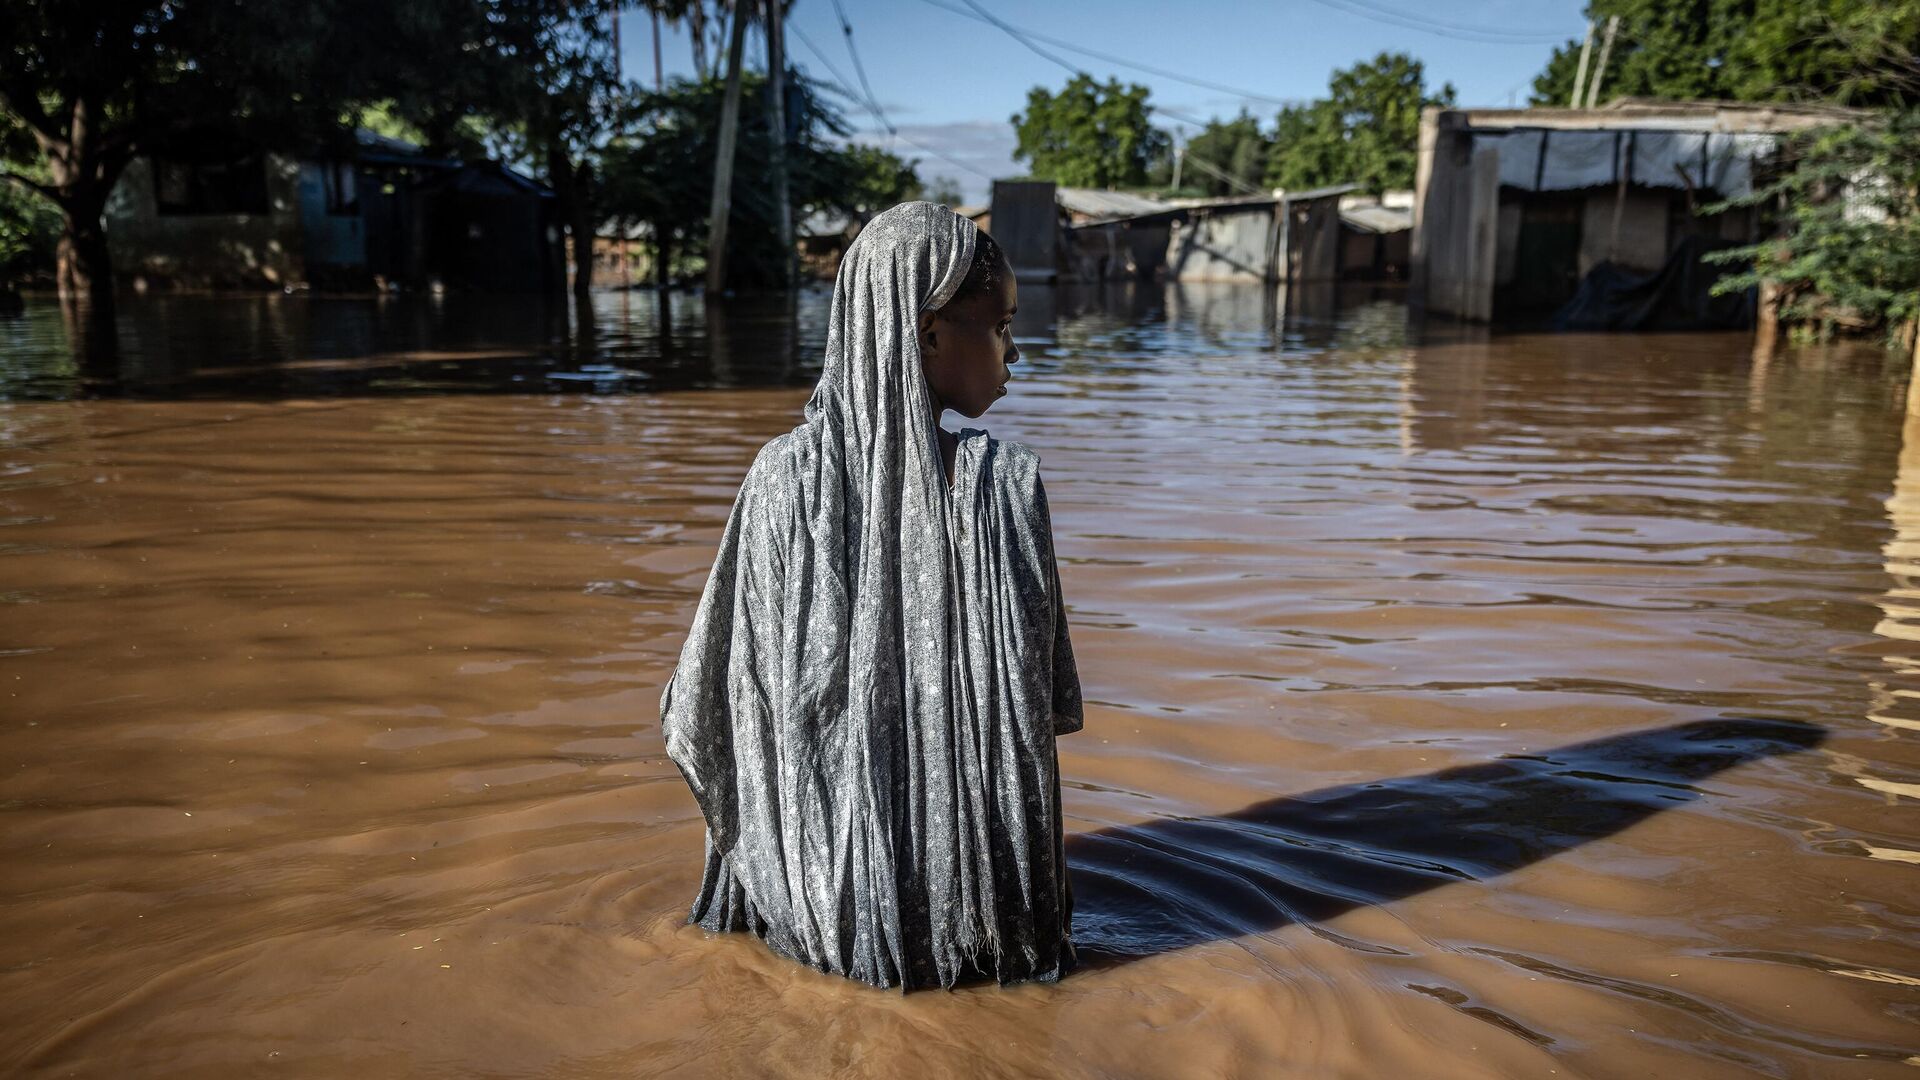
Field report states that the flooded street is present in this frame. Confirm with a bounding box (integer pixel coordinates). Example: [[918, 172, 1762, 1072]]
[[2, 288, 1916, 1078]]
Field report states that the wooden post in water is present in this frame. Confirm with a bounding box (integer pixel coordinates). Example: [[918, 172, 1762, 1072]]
[[706, 2, 749, 297]]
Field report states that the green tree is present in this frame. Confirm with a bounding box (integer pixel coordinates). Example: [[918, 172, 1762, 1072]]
[[1182, 109, 1271, 196], [1266, 52, 1455, 194], [476, 0, 629, 298], [833, 144, 925, 218], [0, 0, 476, 304], [1705, 112, 1920, 345], [1530, 0, 1920, 107], [1011, 74, 1169, 189], [598, 69, 923, 288], [923, 175, 965, 206], [0, 165, 58, 286], [1265, 102, 1342, 192]]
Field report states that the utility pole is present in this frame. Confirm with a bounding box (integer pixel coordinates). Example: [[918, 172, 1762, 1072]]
[[706, 1, 749, 296], [653, 7, 663, 90], [611, 4, 625, 286], [1171, 142, 1184, 193], [1570, 20, 1595, 108], [765, 0, 793, 289], [1586, 15, 1620, 109]]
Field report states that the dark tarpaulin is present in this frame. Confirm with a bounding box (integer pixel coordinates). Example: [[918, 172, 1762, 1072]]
[[1552, 234, 1755, 332]]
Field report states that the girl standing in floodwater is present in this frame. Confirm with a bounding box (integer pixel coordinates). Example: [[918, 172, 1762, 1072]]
[[660, 200, 1085, 991]]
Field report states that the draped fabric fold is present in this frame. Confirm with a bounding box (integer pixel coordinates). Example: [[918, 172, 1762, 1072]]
[[660, 201, 1084, 990]]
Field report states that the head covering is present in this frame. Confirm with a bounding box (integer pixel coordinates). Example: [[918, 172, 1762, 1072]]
[[663, 201, 997, 987]]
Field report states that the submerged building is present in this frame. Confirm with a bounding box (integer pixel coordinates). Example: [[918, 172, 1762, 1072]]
[[106, 129, 564, 294], [989, 180, 1410, 285], [1410, 100, 1863, 328]]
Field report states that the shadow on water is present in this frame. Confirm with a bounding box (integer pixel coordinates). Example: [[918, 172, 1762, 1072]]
[[1062, 718, 1824, 970]]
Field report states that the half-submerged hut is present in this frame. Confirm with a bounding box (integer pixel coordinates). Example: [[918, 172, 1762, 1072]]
[[1410, 100, 1864, 328]]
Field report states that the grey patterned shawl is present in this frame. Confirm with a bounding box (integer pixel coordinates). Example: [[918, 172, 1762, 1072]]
[[660, 200, 1084, 990]]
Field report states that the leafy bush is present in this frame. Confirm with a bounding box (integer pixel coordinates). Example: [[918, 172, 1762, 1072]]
[[1705, 112, 1920, 346]]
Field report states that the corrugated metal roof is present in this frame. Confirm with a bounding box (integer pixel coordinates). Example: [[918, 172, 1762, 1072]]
[[1280, 183, 1359, 203], [1445, 101, 1867, 134], [417, 161, 553, 198], [1339, 204, 1413, 234], [1056, 187, 1174, 220]]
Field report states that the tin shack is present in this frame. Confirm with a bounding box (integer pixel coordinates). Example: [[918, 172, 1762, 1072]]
[[1410, 100, 1861, 328]]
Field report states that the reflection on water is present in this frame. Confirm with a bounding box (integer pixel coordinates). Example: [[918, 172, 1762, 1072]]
[[2, 285, 1918, 1078], [0, 291, 831, 401]]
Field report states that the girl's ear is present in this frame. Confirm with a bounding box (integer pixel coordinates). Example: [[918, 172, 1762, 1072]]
[[917, 308, 938, 356]]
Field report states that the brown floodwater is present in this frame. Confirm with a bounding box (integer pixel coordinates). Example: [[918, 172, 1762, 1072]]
[[2, 287, 1917, 1078]]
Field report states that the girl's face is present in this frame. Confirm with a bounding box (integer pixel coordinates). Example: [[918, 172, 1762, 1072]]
[[918, 262, 1019, 419]]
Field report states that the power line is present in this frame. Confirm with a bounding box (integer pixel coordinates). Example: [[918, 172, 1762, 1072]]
[[951, 0, 1084, 74], [939, 0, 1273, 193], [788, 23, 890, 134], [790, 22, 997, 181], [1330, 0, 1571, 39], [912, 0, 1306, 108], [1297, 0, 1572, 45], [827, 0, 893, 139], [891, 129, 999, 183], [1179, 149, 1265, 196]]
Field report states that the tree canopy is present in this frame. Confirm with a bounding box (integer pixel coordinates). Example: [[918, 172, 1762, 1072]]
[[598, 70, 924, 287], [1267, 52, 1455, 195], [1707, 110, 1920, 343], [1530, 0, 1920, 107], [1011, 74, 1169, 189], [1181, 110, 1269, 197], [0, 0, 501, 298]]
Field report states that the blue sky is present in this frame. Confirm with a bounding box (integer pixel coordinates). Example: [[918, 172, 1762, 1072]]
[[617, 0, 1592, 203]]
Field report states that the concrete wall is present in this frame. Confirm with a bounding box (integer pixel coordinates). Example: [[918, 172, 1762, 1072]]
[[1578, 187, 1669, 275], [107, 155, 306, 289], [1413, 113, 1519, 320], [1413, 112, 1473, 317]]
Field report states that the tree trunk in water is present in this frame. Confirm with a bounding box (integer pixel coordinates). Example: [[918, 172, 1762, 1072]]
[[1755, 279, 1782, 351], [55, 202, 114, 310], [705, 6, 749, 297], [570, 162, 595, 298], [765, 0, 793, 290], [548, 143, 594, 298]]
